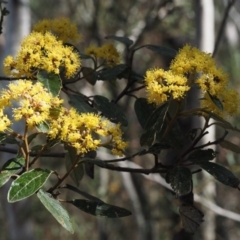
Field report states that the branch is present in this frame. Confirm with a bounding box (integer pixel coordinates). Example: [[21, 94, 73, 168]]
[[213, 0, 236, 56], [119, 160, 240, 223]]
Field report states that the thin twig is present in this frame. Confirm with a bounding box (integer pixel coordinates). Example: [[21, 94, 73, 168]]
[[213, 0, 236, 57]]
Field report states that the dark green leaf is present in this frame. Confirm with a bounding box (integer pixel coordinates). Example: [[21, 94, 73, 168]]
[[187, 149, 216, 163], [31, 145, 44, 154], [65, 146, 84, 186], [69, 199, 131, 218], [36, 121, 49, 133], [214, 122, 240, 133], [7, 168, 52, 202], [144, 103, 168, 131], [198, 162, 240, 188], [0, 157, 25, 188], [134, 98, 156, 129], [186, 129, 198, 141], [208, 92, 223, 110], [84, 151, 96, 179], [0, 133, 18, 144], [145, 45, 177, 58], [94, 95, 128, 126], [93, 64, 128, 81], [179, 205, 204, 234], [37, 70, 62, 97], [63, 184, 104, 202], [140, 128, 156, 146], [68, 94, 97, 114], [37, 189, 74, 233], [166, 167, 192, 196], [220, 140, 240, 153], [105, 36, 133, 47], [27, 133, 39, 144], [82, 67, 97, 85]]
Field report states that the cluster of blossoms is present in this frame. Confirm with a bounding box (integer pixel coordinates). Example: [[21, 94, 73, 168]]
[[33, 17, 81, 43], [0, 80, 63, 129], [4, 31, 81, 79], [48, 108, 128, 155], [145, 45, 240, 118], [0, 80, 127, 156], [85, 43, 120, 67]]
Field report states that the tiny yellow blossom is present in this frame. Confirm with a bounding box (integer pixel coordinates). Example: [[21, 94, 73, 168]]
[[33, 17, 81, 43], [145, 68, 190, 105]]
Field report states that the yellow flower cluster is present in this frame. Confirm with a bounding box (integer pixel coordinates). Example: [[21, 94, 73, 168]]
[[145, 44, 240, 117], [85, 43, 120, 67], [48, 108, 128, 155], [0, 80, 63, 129], [4, 32, 81, 79], [145, 69, 190, 105], [170, 45, 228, 95], [202, 89, 240, 117], [33, 17, 81, 43]]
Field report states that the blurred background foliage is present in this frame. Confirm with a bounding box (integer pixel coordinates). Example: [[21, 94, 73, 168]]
[[1, 0, 240, 239]]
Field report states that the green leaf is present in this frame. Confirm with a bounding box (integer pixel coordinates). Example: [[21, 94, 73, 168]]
[[140, 128, 156, 147], [36, 121, 49, 133], [198, 162, 240, 188], [166, 167, 192, 196], [208, 92, 223, 111], [7, 168, 52, 202], [69, 199, 132, 218], [186, 129, 198, 141], [220, 140, 240, 153], [37, 70, 62, 97], [63, 184, 104, 202], [145, 45, 177, 58], [158, 118, 184, 149], [37, 189, 74, 233], [68, 94, 97, 114], [144, 103, 168, 131], [179, 205, 204, 234], [65, 147, 84, 186], [27, 133, 39, 144], [83, 151, 96, 179], [94, 95, 128, 126], [82, 67, 97, 85], [93, 64, 128, 81], [186, 149, 216, 163], [0, 133, 19, 144], [134, 98, 156, 129], [105, 36, 133, 47], [0, 157, 25, 188]]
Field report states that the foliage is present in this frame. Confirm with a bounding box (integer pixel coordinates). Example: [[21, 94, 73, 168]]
[[1, 9, 240, 235]]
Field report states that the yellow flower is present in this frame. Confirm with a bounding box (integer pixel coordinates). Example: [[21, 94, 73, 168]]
[[48, 108, 127, 155], [3, 32, 81, 79], [201, 88, 240, 118], [145, 68, 190, 105], [0, 109, 11, 132], [196, 67, 228, 96], [33, 17, 81, 43], [85, 43, 120, 67], [0, 80, 63, 128], [170, 44, 215, 75]]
